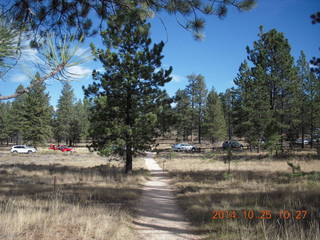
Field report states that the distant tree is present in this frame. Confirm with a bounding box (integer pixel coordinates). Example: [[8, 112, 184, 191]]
[[20, 72, 52, 146], [84, 10, 172, 174], [174, 89, 192, 141], [68, 99, 91, 145], [233, 62, 270, 151], [232, 61, 251, 139], [296, 51, 315, 148], [219, 88, 236, 141], [0, 102, 11, 144], [76, 99, 91, 140], [7, 85, 27, 144], [296, 51, 320, 147], [56, 82, 75, 146], [155, 91, 176, 137], [186, 74, 207, 143], [203, 88, 226, 143]]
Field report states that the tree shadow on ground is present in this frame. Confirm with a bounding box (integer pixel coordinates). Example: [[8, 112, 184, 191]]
[[0, 163, 148, 210]]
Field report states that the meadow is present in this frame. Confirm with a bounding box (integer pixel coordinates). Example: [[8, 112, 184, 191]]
[[156, 150, 320, 240], [0, 151, 148, 240]]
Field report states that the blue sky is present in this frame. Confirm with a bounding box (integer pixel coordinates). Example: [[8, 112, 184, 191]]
[[1, 0, 320, 107]]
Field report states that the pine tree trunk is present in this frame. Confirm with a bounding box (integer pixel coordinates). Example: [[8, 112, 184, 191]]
[[310, 110, 314, 148], [301, 127, 305, 149], [125, 88, 133, 174], [125, 147, 133, 174], [198, 107, 201, 144]]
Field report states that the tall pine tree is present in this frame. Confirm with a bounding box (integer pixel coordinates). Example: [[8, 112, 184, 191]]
[[174, 89, 192, 141], [203, 88, 226, 143], [56, 82, 75, 145], [245, 26, 299, 151], [8, 85, 27, 144], [21, 73, 52, 146], [84, 10, 172, 173], [186, 74, 207, 143]]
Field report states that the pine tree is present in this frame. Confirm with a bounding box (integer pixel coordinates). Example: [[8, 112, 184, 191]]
[[233, 61, 271, 151], [56, 82, 75, 145], [8, 85, 27, 144], [0, 102, 11, 144], [3, 0, 256, 42], [220, 88, 236, 140], [174, 89, 192, 141], [203, 88, 226, 143], [296, 51, 320, 148], [84, 10, 172, 174], [155, 92, 176, 137], [186, 74, 207, 143], [21, 73, 52, 146], [245, 26, 299, 151], [69, 100, 90, 145]]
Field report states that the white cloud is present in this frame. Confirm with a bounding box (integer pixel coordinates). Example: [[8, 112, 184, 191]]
[[75, 47, 91, 57], [10, 74, 29, 83], [20, 47, 44, 65], [67, 65, 92, 79], [171, 74, 183, 83]]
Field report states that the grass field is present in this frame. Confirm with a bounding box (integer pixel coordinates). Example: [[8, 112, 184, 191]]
[[156, 150, 320, 240], [0, 152, 148, 240]]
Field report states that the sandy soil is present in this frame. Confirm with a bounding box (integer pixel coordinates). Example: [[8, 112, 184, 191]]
[[134, 153, 202, 240]]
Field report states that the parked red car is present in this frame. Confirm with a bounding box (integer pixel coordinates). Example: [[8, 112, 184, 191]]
[[49, 144, 74, 152], [58, 146, 74, 152], [49, 144, 59, 150]]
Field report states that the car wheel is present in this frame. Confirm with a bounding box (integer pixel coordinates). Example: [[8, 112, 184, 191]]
[[27, 150, 32, 154], [12, 150, 18, 154]]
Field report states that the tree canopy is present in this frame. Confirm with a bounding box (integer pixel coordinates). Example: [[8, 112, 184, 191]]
[[1, 0, 256, 41]]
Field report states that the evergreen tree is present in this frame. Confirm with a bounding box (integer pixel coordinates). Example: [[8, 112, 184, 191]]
[[8, 85, 27, 144], [234, 62, 271, 151], [76, 99, 91, 140], [296, 51, 320, 147], [220, 88, 236, 140], [69, 99, 90, 145], [186, 74, 207, 143], [84, 10, 172, 174], [0, 102, 11, 144], [21, 73, 52, 146], [174, 89, 192, 141], [155, 92, 176, 137], [0, 14, 20, 76], [245, 26, 299, 150], [56, 82, 75, 145], [203, 88, 226, 143], [296, 51, 311, 148]]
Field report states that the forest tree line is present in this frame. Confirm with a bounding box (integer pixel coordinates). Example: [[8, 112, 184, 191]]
[[0, 27, 320, 154]]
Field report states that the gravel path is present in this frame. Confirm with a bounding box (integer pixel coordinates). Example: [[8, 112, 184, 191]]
[[134, 152, 201, 240]]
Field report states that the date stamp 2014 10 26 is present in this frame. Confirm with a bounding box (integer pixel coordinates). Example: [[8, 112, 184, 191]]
[[211, 209, 309, 220]]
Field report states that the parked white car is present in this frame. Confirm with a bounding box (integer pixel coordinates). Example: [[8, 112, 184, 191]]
[[294, 138, 309, 145], [10, 145, 37, 154], [172, 143, 198, 152]]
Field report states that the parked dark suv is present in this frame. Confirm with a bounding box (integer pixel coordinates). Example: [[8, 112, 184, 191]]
[[222, 140, 243, 150]]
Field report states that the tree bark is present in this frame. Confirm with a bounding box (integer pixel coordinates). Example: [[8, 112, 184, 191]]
[[125, 147, 133, 174], [198, 104, 201, 144]]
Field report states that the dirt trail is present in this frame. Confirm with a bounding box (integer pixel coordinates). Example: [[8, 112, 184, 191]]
[[134, 152, 201, 240]]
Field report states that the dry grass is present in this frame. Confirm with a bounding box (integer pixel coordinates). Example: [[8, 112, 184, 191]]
[[0, 152, 148, 240], [156, 151, 320, 240]]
